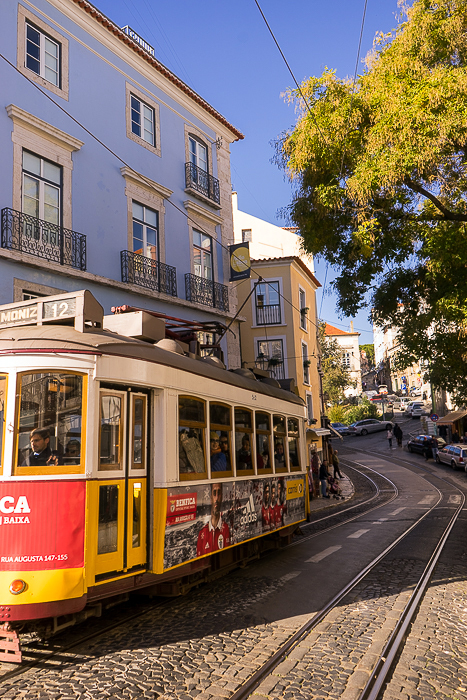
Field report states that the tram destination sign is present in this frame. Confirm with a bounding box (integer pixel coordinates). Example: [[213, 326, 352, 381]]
[[0, 293, 80, 330]]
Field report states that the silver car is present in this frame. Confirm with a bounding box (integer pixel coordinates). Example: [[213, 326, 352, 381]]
[[436, 444, 467, 470], [348, 418, 394, 436]]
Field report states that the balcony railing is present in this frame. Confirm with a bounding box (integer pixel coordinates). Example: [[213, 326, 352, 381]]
[[185, 163, 220, 205], [256, 303, 281, 325], [121, 250, 177, 297], [1, 207, 86, 270], [256, 357, 285, 380], [185, 273, 229, 312]]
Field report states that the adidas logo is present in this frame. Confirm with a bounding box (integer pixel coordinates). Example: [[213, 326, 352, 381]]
[[240, 494, 258, 525]]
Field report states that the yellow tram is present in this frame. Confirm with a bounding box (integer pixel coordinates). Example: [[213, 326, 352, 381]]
[[0, 290, 308, 661]]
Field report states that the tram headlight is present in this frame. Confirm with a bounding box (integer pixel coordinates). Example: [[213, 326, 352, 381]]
[[9, 579, 27, 595]]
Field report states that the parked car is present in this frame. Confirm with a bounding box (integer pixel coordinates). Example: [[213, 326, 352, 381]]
[[404, 401, 417, 416], [409, 386, 422, 396], [410, 402, 425, 418], [330, 422, 352, 436], [348, 418, 394, 436], [378, 385, 388, 394], [407, 435, 446, 456], [394, 397, 410, 411], [436, 444, 467, 470]]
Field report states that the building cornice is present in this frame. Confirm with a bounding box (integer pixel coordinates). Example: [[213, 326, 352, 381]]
[[120, 166, 173, 200], [184, 200, 223, 226], [6, 104, 84, 152]]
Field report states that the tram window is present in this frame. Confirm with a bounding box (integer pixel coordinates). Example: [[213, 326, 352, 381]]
[[288, 418, 301, 471], [131, 396, 146, 470], [178, 396, 206, 479], [16, 372, 84, 474], [99, 393, 123, 471], [98, 484, 119, 554], [234, 408, 254, 475], [132, 482, 142, 548], [255, 412, 272, 472], [209, 403, 232, 476], [0, 375, 6, 471], [273, 415, 288, 473]]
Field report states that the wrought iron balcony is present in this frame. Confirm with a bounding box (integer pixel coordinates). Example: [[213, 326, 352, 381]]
[[185, 163, 220, 205], [121, 251, 177, 297], [1, 207, 86, 270], [256, 303, 281, 325], [185, 273, 229, 312]]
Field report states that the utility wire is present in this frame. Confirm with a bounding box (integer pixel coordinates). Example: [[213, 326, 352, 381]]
[[0, 51, 372, 338]]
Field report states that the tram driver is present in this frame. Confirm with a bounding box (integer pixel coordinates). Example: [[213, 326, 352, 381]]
[[20, 428, 60, 467]]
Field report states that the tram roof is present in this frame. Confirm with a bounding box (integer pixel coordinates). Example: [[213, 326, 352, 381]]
[[0, 324, 304, 408]]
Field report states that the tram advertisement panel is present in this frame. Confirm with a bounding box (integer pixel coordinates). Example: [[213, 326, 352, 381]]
[[163, 476, 305, 569], [0, 481, 85, 571]]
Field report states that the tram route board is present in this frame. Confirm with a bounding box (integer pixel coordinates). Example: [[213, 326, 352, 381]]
[[0, 294, 80, 329]]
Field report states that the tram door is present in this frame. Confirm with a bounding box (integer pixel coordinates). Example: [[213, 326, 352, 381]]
[[94, 389, 148, 579]]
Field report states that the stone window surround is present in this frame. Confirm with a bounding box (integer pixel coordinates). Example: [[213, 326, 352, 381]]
[[121, 167, 172, 264], [184, 199, 222, 284], [125, 82, 161, 157], [17, 3, 69, 101], [13, 278, 65, 302], [184, 124, 214, 175], [7, 104, 84, 231]]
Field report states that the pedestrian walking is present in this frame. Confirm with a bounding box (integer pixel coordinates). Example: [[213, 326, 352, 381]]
[[319, 460, 330, 498], [387, 427, 394, 449], [393, 423, 403, 447], [430, 436, 439, 461], [332, 449, 343, 479]]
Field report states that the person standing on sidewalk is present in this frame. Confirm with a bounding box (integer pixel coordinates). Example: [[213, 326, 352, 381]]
[[332, 449, 343, 479], [319, 460, 330, 498], [393, 423, 403, 447], [387, 427, 394, 449]]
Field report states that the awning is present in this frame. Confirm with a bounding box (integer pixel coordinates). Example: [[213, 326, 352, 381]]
[[436, 410, 467, 425], [328, 426, 344, 441], [306, 428, 331, 441]]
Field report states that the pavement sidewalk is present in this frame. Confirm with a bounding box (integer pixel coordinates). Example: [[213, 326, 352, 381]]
[[308, 473, 354, 513]]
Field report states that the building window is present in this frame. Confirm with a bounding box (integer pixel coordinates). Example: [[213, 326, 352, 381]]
[[302, 342, 310, 384], [255, 281, 281, 325], [133, 202, 158, 259], [342, 352, 351, 367], [130, 95, 155, 146], [257, 339, 285, 380], [26, 23, 59, 86], [299, 288, 307, 330], [22, 151, 61, 228], [125, 84, 161, 156], [306, 393, 314, 423], [17, 6, 69, 100], [193, 230, 213, 280], [242, 229, 252, 242], [189, 136, 208, 173], [178, 396, 207, 480]]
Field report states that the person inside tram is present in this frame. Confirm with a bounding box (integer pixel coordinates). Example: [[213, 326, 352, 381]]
[[20, 428, 60, 467], [274, 440, 286, 469], [218, 433, 231, 469], [64, 439, 81, 464], [210, 432, 227, 472], [237, 434, 252, 469]]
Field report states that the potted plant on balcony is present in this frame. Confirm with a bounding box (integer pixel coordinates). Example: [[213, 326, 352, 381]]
[[303, 359, 311, 368], [268, 357, 282, 368]]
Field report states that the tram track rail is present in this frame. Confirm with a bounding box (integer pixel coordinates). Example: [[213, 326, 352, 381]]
[[227, 450, 465, 700], [2, 450, 464, 700]]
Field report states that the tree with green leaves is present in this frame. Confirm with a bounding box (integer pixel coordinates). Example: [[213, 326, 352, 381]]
[[360, 343, 375, 368], [318, 322, 354, 404], [277, 0, 467, 402]]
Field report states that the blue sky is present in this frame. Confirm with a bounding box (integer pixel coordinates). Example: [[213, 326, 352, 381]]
[[96, 0, 403, 344]]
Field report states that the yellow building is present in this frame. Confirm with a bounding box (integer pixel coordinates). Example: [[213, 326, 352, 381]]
[[236, 256, 326, 458]]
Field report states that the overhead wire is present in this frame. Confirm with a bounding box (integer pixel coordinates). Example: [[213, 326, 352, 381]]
[[0, 20, 372, 341]]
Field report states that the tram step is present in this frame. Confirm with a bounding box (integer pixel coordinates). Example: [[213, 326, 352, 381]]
[[0, 626, 22, 663]]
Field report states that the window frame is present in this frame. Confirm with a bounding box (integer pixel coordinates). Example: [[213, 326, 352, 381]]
[[188, 135, 208, 173], [255, 412, 273, 474], [17, 5, 69, 101], [234, 407, 255, 476], [132, 201, 159, 260], [178, 396, 207, 481], [0, 374, 8, 477], [125, 83, 161, 157], [22, 150, 62, 228], [299, 287, 307, 331], [130, 94, 155, 147], [14, 370, 87, 477], [98, 390, 126, 473], [209, 402, 233, 478], [302, 341, 310, 385], [193, 229, 213, 280], [287, 417, 301, 472], [273, 414, 289, 474]]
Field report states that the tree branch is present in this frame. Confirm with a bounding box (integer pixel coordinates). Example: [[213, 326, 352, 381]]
[[405, 178, 467, 221]]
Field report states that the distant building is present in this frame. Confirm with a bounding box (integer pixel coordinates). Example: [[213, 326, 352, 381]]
[[1, 0, 243, 366], [232, 193, 314, 273], [236, 256, 327, 455], [325, 323, 362, 397]]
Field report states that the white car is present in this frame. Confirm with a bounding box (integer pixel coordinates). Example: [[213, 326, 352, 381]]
[[348, 418, 394, 436], [410, 402, 424, 418]]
